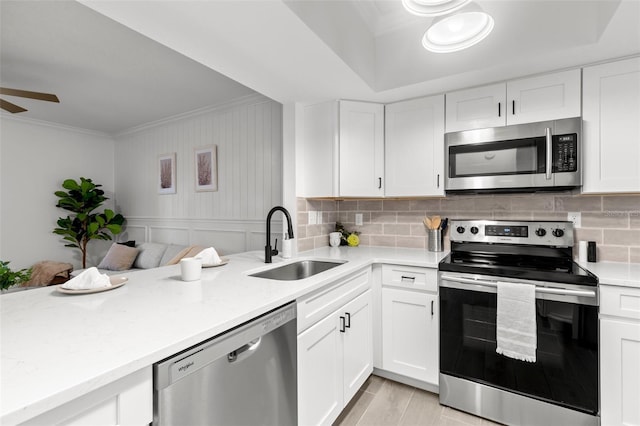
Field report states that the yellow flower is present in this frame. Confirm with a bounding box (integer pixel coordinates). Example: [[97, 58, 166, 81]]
[[347, 233, 360, 247]]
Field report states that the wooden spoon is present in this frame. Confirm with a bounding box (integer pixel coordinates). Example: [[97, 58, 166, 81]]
[[431, 215, 441, 230], [423, 216, 432, 229]]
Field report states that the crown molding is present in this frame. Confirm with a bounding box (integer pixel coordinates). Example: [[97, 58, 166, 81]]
[[114, 93, 277, 138], [0, 113, 111, 138]]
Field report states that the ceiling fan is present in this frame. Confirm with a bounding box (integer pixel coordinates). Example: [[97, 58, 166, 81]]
[[0, 87, 60, 113]]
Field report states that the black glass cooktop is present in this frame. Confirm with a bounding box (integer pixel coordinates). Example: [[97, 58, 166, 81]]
[[439, 251, 598, 286]]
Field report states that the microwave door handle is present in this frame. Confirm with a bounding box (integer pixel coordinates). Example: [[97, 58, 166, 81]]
[[545, 127, 552, 180]]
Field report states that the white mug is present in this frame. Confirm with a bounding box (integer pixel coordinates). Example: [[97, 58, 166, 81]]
[[180, 257, 202, 281], [329, 232, 342, 247]]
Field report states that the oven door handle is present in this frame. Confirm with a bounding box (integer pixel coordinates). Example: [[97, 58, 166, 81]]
[[440, 275, 597, 298]]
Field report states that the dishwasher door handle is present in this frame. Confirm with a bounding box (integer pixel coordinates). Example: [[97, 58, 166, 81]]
[[227, 337, 262, 363]]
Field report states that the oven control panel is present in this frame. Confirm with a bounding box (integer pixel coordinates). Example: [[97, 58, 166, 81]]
[[450, 220, 574, 247]]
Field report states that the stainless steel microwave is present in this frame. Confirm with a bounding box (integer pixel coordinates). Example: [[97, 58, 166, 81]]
[[445, 117, 582, 193]]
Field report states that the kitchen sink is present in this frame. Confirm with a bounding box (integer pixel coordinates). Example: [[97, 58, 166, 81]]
[[249, 259, 346, 281]]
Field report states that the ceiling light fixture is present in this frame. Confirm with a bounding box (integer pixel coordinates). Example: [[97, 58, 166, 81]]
[[422, 10, 494, 53], [402, 0, 472, 17]]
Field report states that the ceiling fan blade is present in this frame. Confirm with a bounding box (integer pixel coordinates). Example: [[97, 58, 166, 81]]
[[0, 98, 28, 113], [0, 87, 59, 103]]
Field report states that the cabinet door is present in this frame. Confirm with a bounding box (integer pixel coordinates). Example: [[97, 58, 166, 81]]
[[339, 101, 385, 197], [381, 287, 439, 384], [445, 83, 505, 132], [507, 68, 581, 125], [342, 290, 373, 403], [298, 312, 343, 426], [22, 367, 152, 426], [582, 57, 640, 193], [600, 318, 640, 426], [300, 101, 339, 197], [385, 95, 445, 197]]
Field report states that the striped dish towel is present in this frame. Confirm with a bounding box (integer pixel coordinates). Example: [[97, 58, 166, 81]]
[[496, 281, 537, 362]]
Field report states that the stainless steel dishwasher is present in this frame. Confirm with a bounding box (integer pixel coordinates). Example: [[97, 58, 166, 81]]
[[153, 303, 297, 425]]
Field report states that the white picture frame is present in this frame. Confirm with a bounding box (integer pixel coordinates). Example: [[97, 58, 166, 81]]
[[158, 153, 176, 194], [195, 145, 218, 192]]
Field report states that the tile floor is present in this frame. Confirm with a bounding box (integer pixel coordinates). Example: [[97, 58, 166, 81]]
[[333, 375, 501, 426]]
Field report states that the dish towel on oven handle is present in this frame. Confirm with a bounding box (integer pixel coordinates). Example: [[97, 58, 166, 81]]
[[496, 281, 537, 362]]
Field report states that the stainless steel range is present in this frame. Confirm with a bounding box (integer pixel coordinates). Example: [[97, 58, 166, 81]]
[[438, 220, 599, 426]]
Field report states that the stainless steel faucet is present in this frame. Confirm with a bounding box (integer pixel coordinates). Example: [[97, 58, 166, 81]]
[[265, 206, 294, 263]]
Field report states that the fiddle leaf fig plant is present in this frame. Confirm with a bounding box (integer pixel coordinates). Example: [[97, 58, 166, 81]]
[[53, 177, 125, 268]]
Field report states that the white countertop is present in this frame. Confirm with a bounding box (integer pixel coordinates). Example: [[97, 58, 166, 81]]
[[578, 260, 640, 288], [0, 246, 447, 425]]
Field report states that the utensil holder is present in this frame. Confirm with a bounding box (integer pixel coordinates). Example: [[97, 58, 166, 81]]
[[428, 229, 443, 252]]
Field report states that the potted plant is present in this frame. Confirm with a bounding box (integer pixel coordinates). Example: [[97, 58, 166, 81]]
[[0, 261, 32, 291], [53, 177, 126, 268], [335, 222, 360, 247]]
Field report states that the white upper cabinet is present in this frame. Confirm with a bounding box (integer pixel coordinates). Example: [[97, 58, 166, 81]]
[[507, 69, 581, 125], [339, 101, 385, 197], [299, 101, 339, 198], [297, 100, 384, 198], [445, 83, 505, 132], [385, 95, 445, 197], [445, 69, 581, 132], [582, 57, 640, 194]]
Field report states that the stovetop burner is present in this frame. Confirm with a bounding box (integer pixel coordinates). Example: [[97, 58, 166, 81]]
[[439, 252, 598, 286], [438, 219, 598, 286]]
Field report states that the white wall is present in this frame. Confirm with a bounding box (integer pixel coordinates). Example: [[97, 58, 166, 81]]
[[0, 117, 116, 269], [113, 94, 284, 255]]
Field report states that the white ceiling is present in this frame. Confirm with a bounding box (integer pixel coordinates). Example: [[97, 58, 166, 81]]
[[0, 1, 256, 134], [2, 0, 639, 135]]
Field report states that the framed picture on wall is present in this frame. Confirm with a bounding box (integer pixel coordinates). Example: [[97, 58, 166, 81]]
[[158, 153, 176, 194], [195, 145, 218, 192]]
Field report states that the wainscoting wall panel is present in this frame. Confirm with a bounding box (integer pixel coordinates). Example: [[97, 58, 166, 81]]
[[113, 94, 283, 255], [113, 94, 283, 222], [124, 217, 282, 256]]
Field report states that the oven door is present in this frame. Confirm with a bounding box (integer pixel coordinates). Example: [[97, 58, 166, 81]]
[[445, 118, 581, 192], [439, 273, 598, 415]]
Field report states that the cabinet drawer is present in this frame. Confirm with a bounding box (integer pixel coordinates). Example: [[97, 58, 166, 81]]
[[297, 268, 370, 333], [381, 264, 437, 292], [600, 285, 640, 320]]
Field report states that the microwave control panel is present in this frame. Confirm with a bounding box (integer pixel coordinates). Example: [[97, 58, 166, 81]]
[[553, 134, 577, 173]]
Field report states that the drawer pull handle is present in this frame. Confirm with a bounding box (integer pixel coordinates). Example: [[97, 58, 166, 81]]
[[340, 316, 346, 333], [431, 300, 434, 316], [401, 276, 416, 282], [345, 312, 351, 328]]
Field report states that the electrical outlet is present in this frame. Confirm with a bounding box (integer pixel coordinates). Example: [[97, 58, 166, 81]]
[[567, 212, 581, 228], [308, 211, 317, 225], [355, 213, 363, 226]]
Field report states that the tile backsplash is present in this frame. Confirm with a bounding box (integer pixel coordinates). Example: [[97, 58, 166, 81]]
[[296, 193, 640, 263]]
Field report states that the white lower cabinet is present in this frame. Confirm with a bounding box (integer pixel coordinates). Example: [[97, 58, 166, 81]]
[[381, 287, 438, 384], [21, 367, 152, 426], [380, 264, 439, 387], [298, 280, 373, 426], [600, 285, 640, 426], [342, 291, 374, 403]]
